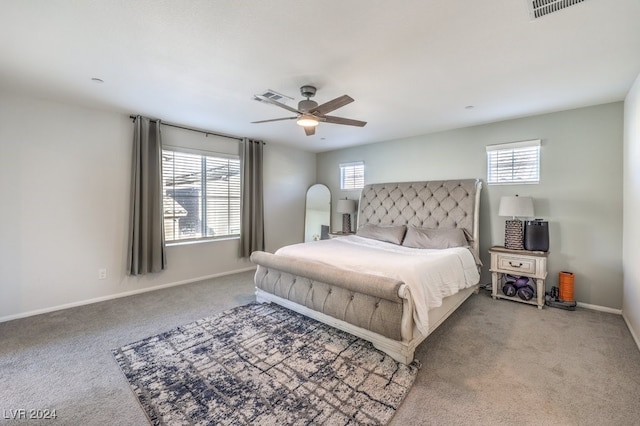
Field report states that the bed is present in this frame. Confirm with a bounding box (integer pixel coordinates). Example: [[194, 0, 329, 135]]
[[250, 179, 482, 364]]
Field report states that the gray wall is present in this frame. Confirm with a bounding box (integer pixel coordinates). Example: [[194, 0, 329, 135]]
[[317, 102, 624, 309], [0, 93, 316, 320], [623, 73, 640, 345], [0, 91, 628, 318]]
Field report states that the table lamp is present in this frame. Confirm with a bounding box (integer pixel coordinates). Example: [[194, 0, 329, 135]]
[[499, 195, 534, 250], [336, 199, 356, 233]]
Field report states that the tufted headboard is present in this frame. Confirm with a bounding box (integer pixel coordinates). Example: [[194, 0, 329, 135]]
[[357, 179, 483, 256]]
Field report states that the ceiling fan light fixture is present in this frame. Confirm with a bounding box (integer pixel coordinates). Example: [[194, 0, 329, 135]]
[[296, 115, 319, 127], [252, 86, 366, 136]]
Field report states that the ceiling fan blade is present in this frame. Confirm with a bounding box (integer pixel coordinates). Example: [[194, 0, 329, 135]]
[[251, 117, 297, 124], [323, 115, 367, 127], [254, 95, 301, 114], [310, 95, 354, 115], [304, 126, 316, 136]]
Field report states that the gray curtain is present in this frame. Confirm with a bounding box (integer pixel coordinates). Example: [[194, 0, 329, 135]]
[[239, 138, 265, 257], [127, 116, 167, 275]]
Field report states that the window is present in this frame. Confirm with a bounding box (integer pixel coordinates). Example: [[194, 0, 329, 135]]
[[486, 140, 540, 185], [162, 148, 240, 242], [340, 161, 365, 190]]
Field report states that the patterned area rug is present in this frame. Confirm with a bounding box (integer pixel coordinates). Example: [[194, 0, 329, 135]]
[[112, 303, 418, 425]]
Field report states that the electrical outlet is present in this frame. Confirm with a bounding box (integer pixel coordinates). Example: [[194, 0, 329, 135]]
[[98, 268, 107, 280]]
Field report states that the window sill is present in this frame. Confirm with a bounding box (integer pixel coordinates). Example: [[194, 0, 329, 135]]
[[487, 181, 539, 186], [166, 236, 240, 247]]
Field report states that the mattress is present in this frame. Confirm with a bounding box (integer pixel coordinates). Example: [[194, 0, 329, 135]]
[[276, 235, 480, 335]]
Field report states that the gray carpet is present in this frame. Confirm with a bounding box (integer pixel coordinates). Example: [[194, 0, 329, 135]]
[[1, 271, 639, 425]]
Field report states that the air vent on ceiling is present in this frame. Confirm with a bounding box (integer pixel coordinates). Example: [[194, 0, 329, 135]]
[[527, 0, 586, 20], [253, 89, 293, 104]]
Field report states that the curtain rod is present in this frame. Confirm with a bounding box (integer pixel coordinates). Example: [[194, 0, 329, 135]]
[[129, 115, 243, 141]]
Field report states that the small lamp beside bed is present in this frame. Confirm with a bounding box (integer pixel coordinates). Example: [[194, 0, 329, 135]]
[[499, 195, 534, 250], [336, 199, 356, 233]]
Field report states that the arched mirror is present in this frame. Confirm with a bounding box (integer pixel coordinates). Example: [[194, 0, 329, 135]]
[[304, 184, 331, 242]]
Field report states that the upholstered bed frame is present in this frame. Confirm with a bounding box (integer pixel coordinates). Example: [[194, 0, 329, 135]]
[[250, 179, 482, 364]]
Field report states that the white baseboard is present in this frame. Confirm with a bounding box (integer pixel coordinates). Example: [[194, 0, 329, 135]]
[[576, 302, 622, 315], [622, 313, 640, 352], [0, 267, 257, 324]]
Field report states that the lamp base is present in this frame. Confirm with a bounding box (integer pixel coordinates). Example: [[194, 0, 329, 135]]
[[504, 219, 525, 250], [342, 213, 351, 234]]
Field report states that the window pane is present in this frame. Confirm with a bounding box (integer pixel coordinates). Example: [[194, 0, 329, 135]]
[[487, 141, 540, 185], [162, 151, 203, 241], [163, 149, 240, 242], [205, 157, 241, 237], [340, 162, 365, 190]]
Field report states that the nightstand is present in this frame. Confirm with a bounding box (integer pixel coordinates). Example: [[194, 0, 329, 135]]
[[489, 246, 548, 309]]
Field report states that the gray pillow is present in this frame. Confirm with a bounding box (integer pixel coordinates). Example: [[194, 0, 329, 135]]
[[356, 224, 407, 245], [402, 226, 468, 249]]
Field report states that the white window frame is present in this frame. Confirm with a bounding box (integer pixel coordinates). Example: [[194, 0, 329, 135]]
[[486, 140, 541, 185], [162, 146, 241, 244], [340, 161, 365, 190]]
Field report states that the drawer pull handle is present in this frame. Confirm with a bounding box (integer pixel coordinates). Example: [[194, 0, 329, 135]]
[[509, 262, 523, 268]]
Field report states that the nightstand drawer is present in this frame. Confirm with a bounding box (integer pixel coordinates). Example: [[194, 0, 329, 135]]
[[496, 254, 536, 274]]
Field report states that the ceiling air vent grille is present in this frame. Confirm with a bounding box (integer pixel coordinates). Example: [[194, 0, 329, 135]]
[[253, 89, 293, 105], [527, 0, 586, 19]]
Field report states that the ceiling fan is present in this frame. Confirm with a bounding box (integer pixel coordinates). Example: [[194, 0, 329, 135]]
[[252, 85, 367, 136]]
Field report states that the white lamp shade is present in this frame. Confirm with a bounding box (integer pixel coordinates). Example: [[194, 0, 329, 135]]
[[336, 199, 356, 214], [498, 196, 534, 218], [296, 115, 319, 127]]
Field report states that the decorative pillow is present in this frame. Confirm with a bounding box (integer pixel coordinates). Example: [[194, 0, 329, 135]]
[[402, 226, 469, 249], [356, 224, 407, 245]]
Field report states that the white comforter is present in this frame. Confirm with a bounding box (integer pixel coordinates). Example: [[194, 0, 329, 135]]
[[276, 235, 480, 335]]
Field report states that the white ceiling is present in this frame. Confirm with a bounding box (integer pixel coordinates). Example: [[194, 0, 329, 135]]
[[2, 0, 639, 152]]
